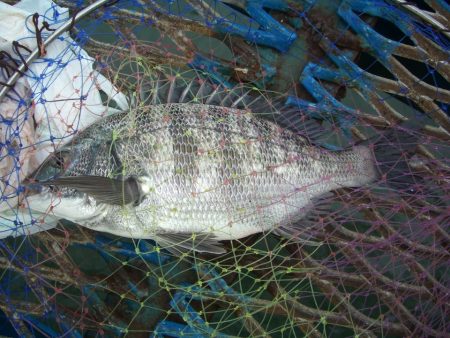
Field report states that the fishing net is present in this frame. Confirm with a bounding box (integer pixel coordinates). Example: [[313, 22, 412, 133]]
[[0, 0, 448, 336]]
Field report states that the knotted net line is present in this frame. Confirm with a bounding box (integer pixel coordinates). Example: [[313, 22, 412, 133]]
[[0, 0, 448, 336]]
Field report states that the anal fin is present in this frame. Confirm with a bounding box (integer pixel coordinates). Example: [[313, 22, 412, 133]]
[[274, 192, 336, 246], [155, 232, 225, 255]]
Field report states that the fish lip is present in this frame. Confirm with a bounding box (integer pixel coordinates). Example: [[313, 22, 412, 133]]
[[20, 177, 50, 198], [28, 182, 82, 201]]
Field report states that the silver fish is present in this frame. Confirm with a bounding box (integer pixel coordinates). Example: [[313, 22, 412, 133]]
[[26, 80, 414, 253]]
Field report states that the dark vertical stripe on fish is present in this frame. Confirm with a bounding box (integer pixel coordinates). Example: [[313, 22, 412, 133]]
[[168, 105, 199, 195]]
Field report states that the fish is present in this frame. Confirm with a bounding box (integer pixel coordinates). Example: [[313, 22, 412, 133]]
[[24, 75, 418, 254]]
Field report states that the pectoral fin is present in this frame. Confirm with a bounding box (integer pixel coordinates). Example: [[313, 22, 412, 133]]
[[41, 176, 142, 206]]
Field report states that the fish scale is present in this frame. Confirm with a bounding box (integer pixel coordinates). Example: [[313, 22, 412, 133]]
[[30, 102, 378, 245]]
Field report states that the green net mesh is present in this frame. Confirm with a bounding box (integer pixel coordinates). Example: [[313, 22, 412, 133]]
[[0, 0, 448, 337]]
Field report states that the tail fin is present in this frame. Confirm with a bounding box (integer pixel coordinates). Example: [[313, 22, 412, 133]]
[[364, 121, 423, 194]]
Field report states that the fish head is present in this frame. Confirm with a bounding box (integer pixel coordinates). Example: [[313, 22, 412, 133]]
[[34, 136, 104, 178], [26, 138, 99, 202], [24, 141, 111, 223], [32, 149, 72, 181]]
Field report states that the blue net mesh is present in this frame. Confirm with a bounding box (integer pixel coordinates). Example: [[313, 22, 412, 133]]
[[0, 0, 448, 336]]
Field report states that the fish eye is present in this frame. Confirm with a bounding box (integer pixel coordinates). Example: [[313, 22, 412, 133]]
[[49, 151, 70, 170], [29, 150, 71, 182], [51, 153, 63, 168]]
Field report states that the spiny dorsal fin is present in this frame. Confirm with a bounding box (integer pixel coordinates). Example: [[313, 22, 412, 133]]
[[41, 176, 142, 206], [137, 73, 332, 146]]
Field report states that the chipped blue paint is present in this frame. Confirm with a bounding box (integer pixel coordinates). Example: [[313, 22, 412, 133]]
[[83, 285, 103, 305], [23, 312, 83, 338], [288, 17, 303, 30], [255, 63, 277, 87], [412, 20, 449, 49], [338, 0, 414, 64], [436, 0, 450, 13], [189, 54, 275, 89], [170, 291, 226, 337], [152, 288, 231, 338], [127, 280, 140, 298], [189, 54, 233, 88], [286, 62, 356, 138], [324, 42, 374, 93], [58, 320, 83, 338], [345, 0, 413, 34], [152, 265, 251, 338], [76, 234, 170, 265], [285, 32, 385, 142], [195, 263, 255, 305], [0, 310, 17, 337], [262, 63, 276, 79], [23, 315, 60, 337], [82, 285, 129, 335], [152, 320, 211, 338], [212, 0, 297, 52]]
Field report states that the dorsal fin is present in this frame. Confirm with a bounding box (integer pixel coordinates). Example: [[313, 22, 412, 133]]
[[137, 72, 329, 145]]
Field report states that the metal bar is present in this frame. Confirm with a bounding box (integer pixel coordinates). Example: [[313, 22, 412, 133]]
[[0, 0, 114, 103]]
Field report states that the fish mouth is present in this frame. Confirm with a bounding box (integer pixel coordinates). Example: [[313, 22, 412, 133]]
[[26, 149, 74, 183], [23, 177, 81, 201], [25, 188, 107, 225]]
